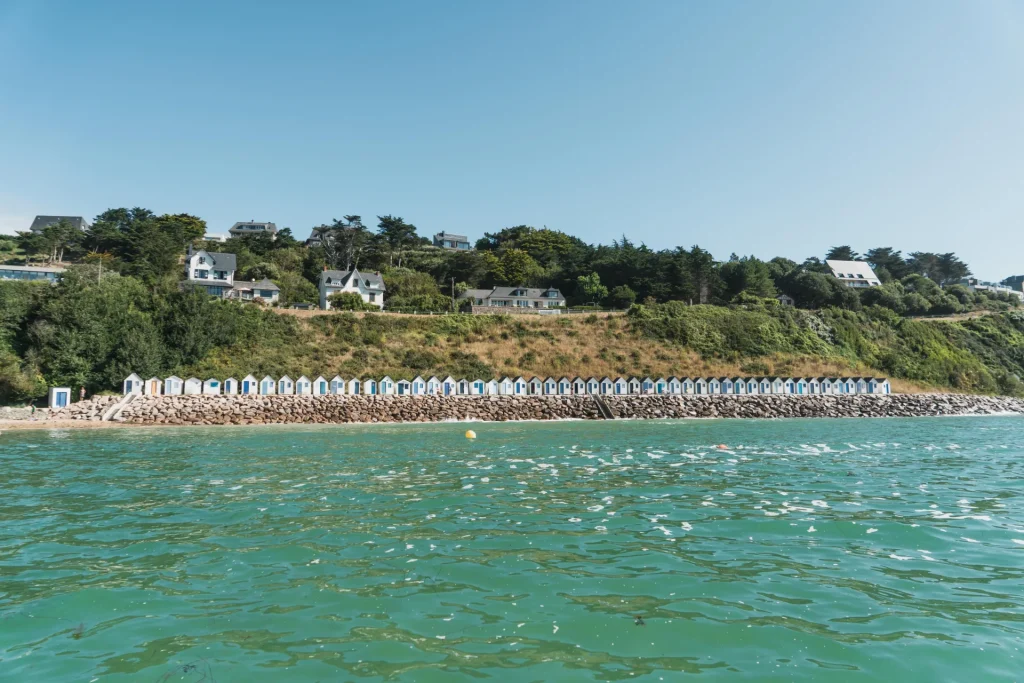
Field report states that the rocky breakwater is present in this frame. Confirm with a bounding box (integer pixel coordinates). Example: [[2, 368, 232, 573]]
[[603, 393, 1024, 419], [111, 394, 601, 425], [46, 395, 122, 421]]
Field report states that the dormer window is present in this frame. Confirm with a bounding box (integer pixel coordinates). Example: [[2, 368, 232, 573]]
[[198, 256, 206, 264]]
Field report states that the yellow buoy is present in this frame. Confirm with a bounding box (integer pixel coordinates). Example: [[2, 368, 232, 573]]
[[465, 429, 477, 439]]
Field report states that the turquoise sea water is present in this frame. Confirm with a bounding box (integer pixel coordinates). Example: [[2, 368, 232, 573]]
[[1, 418, 1023, 682]]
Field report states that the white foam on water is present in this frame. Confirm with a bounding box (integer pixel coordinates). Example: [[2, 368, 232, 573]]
[[889, 553, 912, 561], [866, 528, 878, 534], [962, 537, 979, 543]]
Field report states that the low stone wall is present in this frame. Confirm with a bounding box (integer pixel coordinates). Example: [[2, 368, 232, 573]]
[[45, 392, 1024, 426]]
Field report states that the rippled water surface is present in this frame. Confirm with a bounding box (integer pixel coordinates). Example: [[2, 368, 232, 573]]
[[2, 417, 1024, 681]]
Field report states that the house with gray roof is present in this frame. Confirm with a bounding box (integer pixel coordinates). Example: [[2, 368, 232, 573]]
[[228, 278, 280, 304], [29, 215, 89, 233], [433, 232, 472, 250], [183, 247, 238, 298], [229, 221, 278, 239], [319, 268, 386, 310], [458, 286, 565, 313]]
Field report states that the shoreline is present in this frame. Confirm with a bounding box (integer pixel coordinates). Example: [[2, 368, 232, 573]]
[[16, 393, 1023, 430]]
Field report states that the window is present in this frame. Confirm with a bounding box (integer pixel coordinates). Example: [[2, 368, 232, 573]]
[[194, 269, 209, 279], [199, 256, 206, 264], [368, 293, 376, 302]]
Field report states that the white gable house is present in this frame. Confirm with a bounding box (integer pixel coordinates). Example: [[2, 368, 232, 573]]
[[184, 248, 236, 298], [319, 268, 386, 310]]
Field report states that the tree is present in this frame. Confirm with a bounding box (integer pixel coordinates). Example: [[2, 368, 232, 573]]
[[607, 285, 637, 309], [825, 246, 860, 261], [377, 215, 419, 268], [40, 218, 81, 263], [317, 217, 371, 271], [328, 291, 374, 311], [865, 247, 910, 280], [719, 256, 776, 300], [489, 249, 543, 286], [576, 272, 609, 304]]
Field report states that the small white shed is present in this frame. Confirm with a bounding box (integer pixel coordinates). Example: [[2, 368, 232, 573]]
[[379, 377, 395, 395], [312, 376, 328, 395], [426, 376, 442, 395], [224, 377, 238, 395], [260, 376, 276, 395], [278, 375, 294, 395], [528, 377, 543, 395], [442, 376, 457, 396], [346, 377, 361, 395], [164, 375, 184, 395], [296, 376, 312, 395], [184, 377, 202, 395], [363, 378, 377, 395], [240, 375, 257, 394], [123, 373, 143, 395], [202, 378, 221, 395]]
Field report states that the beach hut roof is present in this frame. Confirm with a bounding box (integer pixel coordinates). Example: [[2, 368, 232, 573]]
[[186, 376, 200, 382], [146, 376, 160, 382], [225, 377, 236, 382], [166, 375, 182, 381], [261, 374, 274, 381], [600, 376, 612, 382], [298, 375, 310, 382], [428, 376, 440, 383], [628, 376, 640, 382], [514, 376, 526, 382], [412, 375, 425, 382], [126, 373, 141, 381], [381, 375, 393, 382], [313, 375, 326, 382], [279, 374, 292, 381], [443, 375, 456, 383], [241, 374, 255, 381]]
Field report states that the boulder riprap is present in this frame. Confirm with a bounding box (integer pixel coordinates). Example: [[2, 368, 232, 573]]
[[45, 393, 1024, 426]]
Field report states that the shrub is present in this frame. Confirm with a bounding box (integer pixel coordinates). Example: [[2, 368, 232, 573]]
[[329, 292, 376, 311]]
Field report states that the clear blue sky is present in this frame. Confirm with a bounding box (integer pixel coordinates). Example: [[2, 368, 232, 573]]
[[1, 1, 1021, 277]]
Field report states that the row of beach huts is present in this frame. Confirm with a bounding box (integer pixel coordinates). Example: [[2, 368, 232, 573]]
[[121, 373, 892, 397]]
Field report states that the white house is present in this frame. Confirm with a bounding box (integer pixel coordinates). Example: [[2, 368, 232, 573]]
[[499, 377, 514, 395], [123, 373, 143, 395], [458, 379, 471, 395], [543, 377, 557, 395], [144, 377, 162, 395], [202, 378, 221, 395], [655, 378, 667, 394], [599, 377, 614, 395], [641, 377, 655, 394], [411, 376, 426, 395], [296, 376, 312, 395], [771, 378, 785, 394], [614, 378, 628, 395], [278, 375, 294, 395], [694, 378, 708, 395], [345, 377, 360, 395], [759, 378, 772, 394], [807, 378, 821, 394], [819, 377, 834, 395], [826, 260, 881, 288], [855, 377, 869, 394], [224, 378, 238, 395], [668, 377, 682, 394], [869, 378, 890, 394], [471, 379, 486, 395], [184, 377, 202, 395], [586, 377, 600, 394], [708, 378, 721, 394], [184, 248, 236, 298], [559, 377, 573, 395], [442, 376, 457, 396], [164, 375, 183, 395], [795, 378, 808, 395], [683, 378, 696, 394], [260, 375, 276, 395], [782, 378, 796, 394], [627, 377, 641, 395], [513, 377, 528, 395], [363, 379, 377, 395], [396, 379, 412, 395], [241, 375, 258, 394], [486, 379, 499, 395], [312, 376, 328, 395], [528, 377, 543, 395], [426, 376, 442, 395], [319, 268, 386, 310], [745, 378, 759, 394], [331, 376, 346, 394], [379, 377, 395, 395]]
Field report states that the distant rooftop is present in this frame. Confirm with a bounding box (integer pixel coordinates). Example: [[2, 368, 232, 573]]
[[29, 216, 89, 233], [229, 221, 278, 236]]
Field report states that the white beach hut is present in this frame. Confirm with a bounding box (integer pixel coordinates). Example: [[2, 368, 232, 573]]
[[485, 379, 499, 395], [667, 377, 682, 394], [756, 377, 769, 394], [612, 378, 627, 395], [260, 375, 276, 395], [467, 379, 483, 395], [123, 373, 143, 395], [716, 378, 729, 394], [528, 377, 543, 395], [362, 378, 377, 395], [223, 378, 238, 395], [277, 375, 294, 395], [411, 376, 426, 395], [184, 377, 202, 395], [312, 376, 328, 395], [345, 377, 360, 395], [855, 377, 869, 394], [683, 378, 696, 394], [745, 378, 758, 395], [558, 377, 572, 395], [694, 378, 708, 395], [768, 377, 783, 394], [426, 376, 442, 395], [655, 377, 667, 394], [240, 375, 257, 395], [296, 376, 312, 395], [628, 377, 641, 394], [513, 377, 528, 395], [379, 377, 395, 395], [806, 377, 820, 394], [144, 377, 162, 395], [202, 378, 221, 395], [395, 379, 411, 395], [819, 377, 834, 395], [498, 377, 514, 395], [585, 377, 599, 394], [164, 375, 184, 395], [599, 377, 613, 395], [730, 377, 744, 394], [795, 378, 808, 395], [439, 376, 455, 396], [457, 379, 470, 395], [542, 377, 557, 395], [870, 378, 890, 394], [641, 377, 655, 394], [331, 376, 346, 394]]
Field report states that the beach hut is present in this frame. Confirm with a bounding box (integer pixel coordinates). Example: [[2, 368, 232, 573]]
[[260, 375, 276, 395], [683, 377, 696, 394], [719, 378, 732, 394], [396, 379, 411, 395], [224, 377, 238, 395], [48, 387, 71, 409], [362, 378, 377, 395], [164, 375, 184, 395], [312, 376, 328, 395], [641, 377, 655, 394], [542, 377, 557, 395], [667, 377, 682, 394], [836, 377, 851, 394], [819, 377, 834, 395], [123, 373, 143, 395], [513, 377, 528, 395], [144, 377, 162, 395], [708, 378, 722, 394], [584, 377, 598, 394], [555, 377, 569, 395], [296, 376, 312, 395], [654, 378, 666, 394], [442, 376, 457, 396], [628, 377, 641, 394], [781, 378, 794, 394], [613, 377, 628, 395], [694, 378, 708, 395], [755, 377, 769, 394], [344, 377, 360, 395], [457, 379, 470, 395], [498, 377, 513, 395], [426, 376, 442, 395], [240, 375, 257, 395], [486, 379, 499, 395], [794, 378, 807, 395], [410, 376, 426, 395], [331, 376, 346, 394], [467, 379, 482, 395], [767, 377, 782, 394], [745, 378, 758, 394], [277, 375, 294, 395], [807, 377, 820, 394], [528, 377, 543, 395], [202, 378, 221, 395], [730, 377, 744, 394], [855, 377, 869, 394], [599, 377, 613, 395], [870, 378, 890, 394], [183, 377, 202, 395], [380, 377, 395, 395]]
